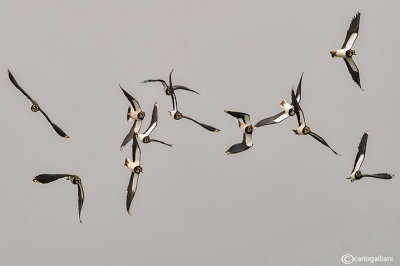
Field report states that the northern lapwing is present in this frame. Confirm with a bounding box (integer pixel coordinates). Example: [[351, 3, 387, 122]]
[[169, 85, 220, 133], [33, 174, 84, 223], [136, 102, 172, 147], [120, 84, 145, 150], [330, 12, 362, 90], [255, 72, 303, 128], [124, 136, 143, 214], [347, 131, 395, 182], [291, 89, 340, 155], [142, 69, 200, 109], [8, 69, 69, 138], [225, 110, 253, 154]]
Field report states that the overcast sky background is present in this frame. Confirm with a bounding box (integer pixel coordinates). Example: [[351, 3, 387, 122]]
[[0, 1, 399, 265]]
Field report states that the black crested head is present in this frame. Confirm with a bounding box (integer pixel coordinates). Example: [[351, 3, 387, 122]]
[[134, 166, 143, 174], [245, 125, 253, 134]]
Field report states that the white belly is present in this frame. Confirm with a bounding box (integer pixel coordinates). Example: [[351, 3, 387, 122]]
[[335, 49, 347, 58]]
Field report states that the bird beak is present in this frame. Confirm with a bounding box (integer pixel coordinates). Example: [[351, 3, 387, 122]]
[[330, 51, 337, 57], [292, 129, 298, 135], [280, 100, 286, 107]]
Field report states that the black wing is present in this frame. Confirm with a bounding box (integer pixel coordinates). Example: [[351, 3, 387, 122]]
[[309, 131, 341, 156], [226, 133, 251, 155], [39, 109, 69, 138], [143, 103, 158, 136], [344, 58, 362, 90], [120, 120, 138, 151], [362, 173, 394, 180], [149, 139, 173, 147], [126, 172, 139, 215], [255, 111, 288, 127], [119, 85, 142, 111], [352, 132, 368, 173], [173, 85, 200, 95], [77, 182, 84, 223], [224, 110, 251, 124], [181, 115, 220, 132], [132, 134, 141, 163], [291, 89, 305, 127], [295, 72, 303, 103], [342, 12, 361, 49], [141, 79, 168, 91], [8, 69, 33, 100], [33, 174, 69, 184]]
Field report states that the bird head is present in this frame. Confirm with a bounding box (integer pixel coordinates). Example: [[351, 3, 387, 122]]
[[302, 126, 310, 135], [138, 111, 145, 120], [134, 166, 143, 174], [174, 111, 182, 120], [245, 125, 253, 134]]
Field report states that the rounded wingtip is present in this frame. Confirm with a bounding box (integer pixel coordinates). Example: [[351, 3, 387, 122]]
[[64, 135, 70, 139], [215, 129, 220, 132], [127, 210, 132, 216], [365, 131, 369, 135], [224, 110, 228, 113], [390, 174, 395, 179], [120, 146, 124, 151], [225, 151, 231, 155]]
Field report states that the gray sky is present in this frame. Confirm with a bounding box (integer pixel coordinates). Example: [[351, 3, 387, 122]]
[[0, 0, 399, 265]]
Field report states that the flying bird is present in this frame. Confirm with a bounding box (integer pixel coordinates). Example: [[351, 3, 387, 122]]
[[124, 136, 143, 215], [330, 12, 362, 90], [7, 69, 69, 138], [225, 110, 253, 154], [33, 174, 84, 223], [169, 85, 220, 133], [136, 102, 172, 147], [347, 131, 395, 182], [291, 89, 340, 155], [120, 84, 145, 150], [255, 72, 303, 128], [142, 69, 200, 107]]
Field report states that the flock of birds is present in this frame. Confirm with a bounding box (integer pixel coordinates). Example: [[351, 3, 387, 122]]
[[6, 11, 395, 223]]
